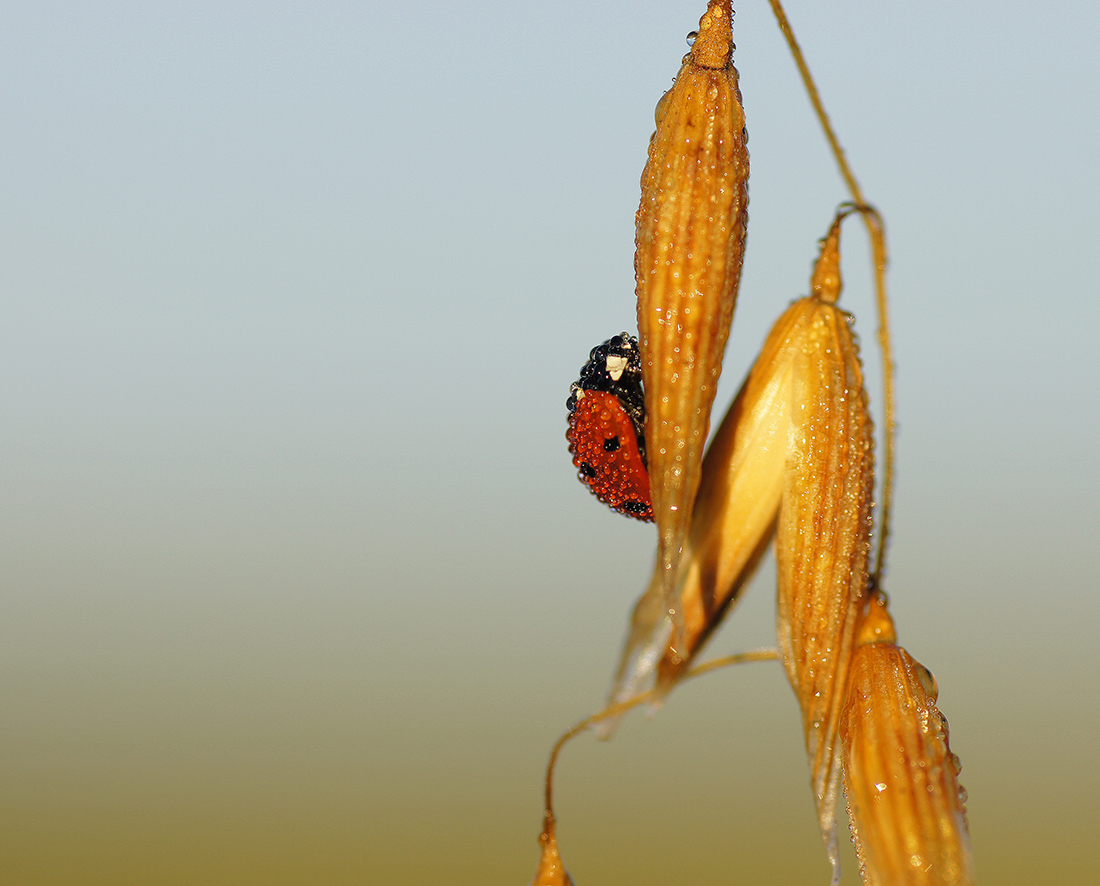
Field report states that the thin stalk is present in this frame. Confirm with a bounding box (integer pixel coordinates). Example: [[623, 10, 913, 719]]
[[766, 0, 897, 587], [543, 649, 779, 818]]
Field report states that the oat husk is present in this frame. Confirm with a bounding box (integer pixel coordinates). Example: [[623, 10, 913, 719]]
[[841, 595, 975, 885], [635, 0, 749, 653], [774, 220, 874, 877]]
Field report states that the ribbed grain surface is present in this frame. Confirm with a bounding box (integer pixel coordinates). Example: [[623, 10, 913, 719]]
[[656, 298, 808, 685], [841, 645, 975, 885], [775, 292, 874, 873], [635, 0, 749, 649]]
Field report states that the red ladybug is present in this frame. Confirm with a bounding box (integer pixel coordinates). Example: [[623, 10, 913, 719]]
[[565, 333, 653, 522]]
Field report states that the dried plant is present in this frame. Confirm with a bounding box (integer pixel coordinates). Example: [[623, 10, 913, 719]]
[[533, 1, 973, 883], [841, 592, 974, 885], [634, 0, 749, 654]]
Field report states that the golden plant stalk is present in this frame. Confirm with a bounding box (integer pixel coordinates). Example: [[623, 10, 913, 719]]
[[532, 650, 780, 886], [634, 0, 749, 656], [534, 0, 973, 881]]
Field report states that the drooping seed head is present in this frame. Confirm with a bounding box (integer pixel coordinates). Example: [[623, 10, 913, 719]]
[[775, 227, 875, 877], [841, 643, 975, 886], [635, 0, 749, 652]]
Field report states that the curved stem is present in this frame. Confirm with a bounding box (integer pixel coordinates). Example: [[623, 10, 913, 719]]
[[543, 648, 780, 818], [766, 0, 896, 588]]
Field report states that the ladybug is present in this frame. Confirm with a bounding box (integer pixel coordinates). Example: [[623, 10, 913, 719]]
[[565, 333, 654, 522]]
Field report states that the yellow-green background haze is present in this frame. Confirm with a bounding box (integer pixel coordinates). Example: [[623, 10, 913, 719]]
[[2, 1, 1097, 883]]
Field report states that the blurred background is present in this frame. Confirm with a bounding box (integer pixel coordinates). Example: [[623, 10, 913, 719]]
[[2, 1, 1097, 883]]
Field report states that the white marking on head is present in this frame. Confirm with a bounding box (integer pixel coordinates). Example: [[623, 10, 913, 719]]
[[605, 354, 628, 381]]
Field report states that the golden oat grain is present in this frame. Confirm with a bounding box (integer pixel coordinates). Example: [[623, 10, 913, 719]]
[[635, 0, 749, 653], [841, 596, 975, 886]]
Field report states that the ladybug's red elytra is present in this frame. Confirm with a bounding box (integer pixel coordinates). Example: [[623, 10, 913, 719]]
[[565, 333, 653, 522]]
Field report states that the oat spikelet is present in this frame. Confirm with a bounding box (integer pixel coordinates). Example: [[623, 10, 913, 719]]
[[775, 217, 874, 879], [653, 297, 802, 687], [609, 224, 861, 713], [609, 292, 806, 705], [636, 0, 749, 655], [842, 594, 975, 885]]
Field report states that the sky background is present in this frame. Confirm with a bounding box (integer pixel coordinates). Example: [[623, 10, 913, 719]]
[[2, 1, 1098, 883]]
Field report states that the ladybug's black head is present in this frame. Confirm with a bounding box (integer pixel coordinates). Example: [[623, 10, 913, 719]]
[[565, 333, 647, 458], [575, 332, 643, 392]]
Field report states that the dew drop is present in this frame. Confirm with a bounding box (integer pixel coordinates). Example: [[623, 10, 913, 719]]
[[686, 30, 698, 47], [654, 89, 674, 126], [915, 662, 938, 699]]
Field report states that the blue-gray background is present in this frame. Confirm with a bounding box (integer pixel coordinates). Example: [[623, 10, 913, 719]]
[[2, 1, 1097, 882]]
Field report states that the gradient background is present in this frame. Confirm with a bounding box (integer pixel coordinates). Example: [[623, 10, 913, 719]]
[[2, 1, 1097, 883]]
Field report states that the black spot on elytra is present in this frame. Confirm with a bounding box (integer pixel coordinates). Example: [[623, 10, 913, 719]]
[[621, 500, 648, 514], [578, 462, 596, 479], [603, 436, 621, 452]]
